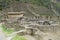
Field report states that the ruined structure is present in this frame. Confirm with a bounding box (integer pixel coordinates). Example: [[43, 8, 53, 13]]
[[0, 0, 60, 40]]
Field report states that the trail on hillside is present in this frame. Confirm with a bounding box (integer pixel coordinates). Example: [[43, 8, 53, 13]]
[[27, 4, 40, 17]]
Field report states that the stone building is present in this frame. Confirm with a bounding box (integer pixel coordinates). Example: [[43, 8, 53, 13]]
[[6, 11, 25, 23]]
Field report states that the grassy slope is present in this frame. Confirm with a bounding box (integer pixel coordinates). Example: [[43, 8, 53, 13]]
[[5, 0, 54, 17], [12, 35, 26, 40], [28, 4, 54, 16], [0, 24, 26, 40]]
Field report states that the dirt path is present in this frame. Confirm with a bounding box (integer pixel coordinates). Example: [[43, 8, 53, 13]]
[[27, 5, 40, 17]]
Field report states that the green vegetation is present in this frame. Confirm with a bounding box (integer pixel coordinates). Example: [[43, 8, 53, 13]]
[[15, 0, 20, 1], [0, 5, 2, 10], [53, 2, 60, 13], [12, 35, 26, 40], [1, 25, 14, 34], [30, 0, 51, 6], [20, 0, 51, 7], [56, 2, 60, 7], [0, 0, 51, 10], [0, 24, 26, 40]]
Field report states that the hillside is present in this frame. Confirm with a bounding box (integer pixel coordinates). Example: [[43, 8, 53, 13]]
[[1, 0, 55, 17]]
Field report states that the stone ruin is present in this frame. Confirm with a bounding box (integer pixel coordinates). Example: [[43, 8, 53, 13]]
[[1, 12, 60, 40]]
